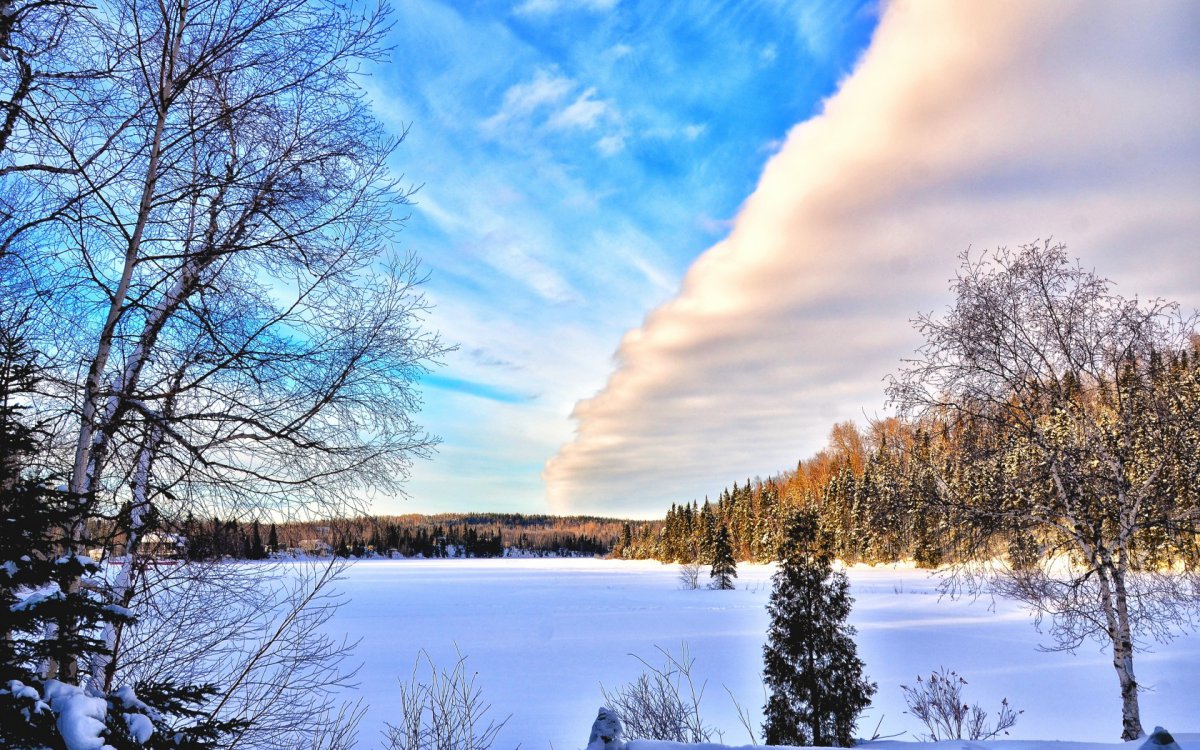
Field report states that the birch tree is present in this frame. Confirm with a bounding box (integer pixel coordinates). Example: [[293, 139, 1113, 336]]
[[2, 0, 442, 713], [887, 241, 1200, 740]]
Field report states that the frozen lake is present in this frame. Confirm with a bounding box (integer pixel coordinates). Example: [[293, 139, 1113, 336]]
[[318, 558, 1200, 749]]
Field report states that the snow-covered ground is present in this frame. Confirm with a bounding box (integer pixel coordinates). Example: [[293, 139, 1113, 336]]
[[319, 558, 1200, 750]]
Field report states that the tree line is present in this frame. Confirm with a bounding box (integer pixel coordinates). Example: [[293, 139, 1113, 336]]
[[82, 512, 644, 560], [612, 420, 956, 569], [623, 351, 1199, 585], [275, 513, 634, 558]]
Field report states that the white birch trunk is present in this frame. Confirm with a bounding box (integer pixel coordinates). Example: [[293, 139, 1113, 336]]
[[1095, 551, 1144, 740], [88, 420, 161, 692], [61, 0, 188, 686]]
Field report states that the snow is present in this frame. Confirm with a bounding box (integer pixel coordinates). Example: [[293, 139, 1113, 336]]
[[103, 603, 136, 619], [311, 559, 1200, 749], [11, 589, 63, 611], [43, 679, 113, 750], [622, 743, 1200, 750], [123, 711, 155, 744], [5, 678, 43, 702]]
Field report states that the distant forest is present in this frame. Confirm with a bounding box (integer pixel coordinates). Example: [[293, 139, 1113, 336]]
[[617, 419, 956, 567], [162, 512, 656, 560], [622, 411, 1199, 572]]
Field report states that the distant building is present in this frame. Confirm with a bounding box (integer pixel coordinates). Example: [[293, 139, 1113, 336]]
[[138, 532, 187, 559], [296, 538, 333, 556]]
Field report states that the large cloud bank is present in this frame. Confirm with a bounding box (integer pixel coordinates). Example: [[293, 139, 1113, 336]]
[[544, 1, 1200, 517]]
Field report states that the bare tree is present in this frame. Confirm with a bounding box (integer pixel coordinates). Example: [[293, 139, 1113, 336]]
[[677, 560, 701, 590], [887, 241, 1200, 740], [0, 0, 444, 691], [109, 558, 364, 749], [0, 4, 449, 749]]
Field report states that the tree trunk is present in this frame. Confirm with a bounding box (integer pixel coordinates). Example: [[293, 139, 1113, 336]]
[[60, 0, 188, 687], [1113, 573, 1143, 740], [1097, 558, 1144, 740]]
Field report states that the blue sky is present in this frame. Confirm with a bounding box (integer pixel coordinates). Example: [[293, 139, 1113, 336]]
[[367, 1, 1200, 519], [367, 0, 878, 515]]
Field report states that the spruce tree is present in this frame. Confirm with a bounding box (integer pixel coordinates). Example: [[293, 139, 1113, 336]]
[[709, 524, 737, 590], [762, 510, 875, 747], [698, 501, 717, 562]]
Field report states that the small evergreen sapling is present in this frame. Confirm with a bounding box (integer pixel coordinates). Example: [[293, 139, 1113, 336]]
[[762, 511, 875, 747], [709, 524, 737, 590]]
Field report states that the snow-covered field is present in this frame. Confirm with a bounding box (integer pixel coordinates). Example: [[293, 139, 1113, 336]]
[[320, 558, 1200, 750]]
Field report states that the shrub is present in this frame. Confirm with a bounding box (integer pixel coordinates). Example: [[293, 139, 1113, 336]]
[[384, 649, 508, 750], [601, 644, 715, 743], [901, 668, 1021, 741]]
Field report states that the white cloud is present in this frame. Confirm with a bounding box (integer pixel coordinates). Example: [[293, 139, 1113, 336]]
[[514, 0, 620, 16], [548, 88, 612, 130], [485, 71, 622, 144], [543, 0, 1200, 517], [596, 133, 625, 156], [681, 124, 706, 141], [604, 43, 634, 61], [482, 69, 574, 131]]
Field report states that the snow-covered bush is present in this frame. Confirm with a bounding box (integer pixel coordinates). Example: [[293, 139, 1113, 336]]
[[901, 667, 1021, 741]]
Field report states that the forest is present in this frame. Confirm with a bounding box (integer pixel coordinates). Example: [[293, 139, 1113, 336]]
[[628, 344, 1200, 575], [296, 513, 630, 558], [145, 513, 643, 559]]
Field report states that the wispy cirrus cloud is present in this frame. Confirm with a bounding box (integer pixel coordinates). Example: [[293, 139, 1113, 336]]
[[544, 0, 1200, 517], [483, 68, 624, 153], [548, 88, 614, 130], [481, 68, 575, 130], [514, 0, 620, 17]]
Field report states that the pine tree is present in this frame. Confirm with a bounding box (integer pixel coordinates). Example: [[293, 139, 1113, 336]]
[[763, 511, 875, 747], [709, 524, 737, 590], [268, 523, 279, 554]]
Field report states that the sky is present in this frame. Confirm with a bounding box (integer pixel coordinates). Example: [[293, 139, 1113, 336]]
[[368, 1, 1200, 519]]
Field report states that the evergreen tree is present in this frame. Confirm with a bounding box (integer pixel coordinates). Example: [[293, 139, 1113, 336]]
[[698, 501, 718, 563], [763, 511, 875, 747], [267, 523, 279, 553], [709, 524, 737, 590], [0, 327, 241, 748], [250, 520, 266, 560], [617, 522, 633, 558]]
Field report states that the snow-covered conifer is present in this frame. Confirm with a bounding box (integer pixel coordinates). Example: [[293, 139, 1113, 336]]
[[709, 524, 737, 590], [762, 510, 875, 747]]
